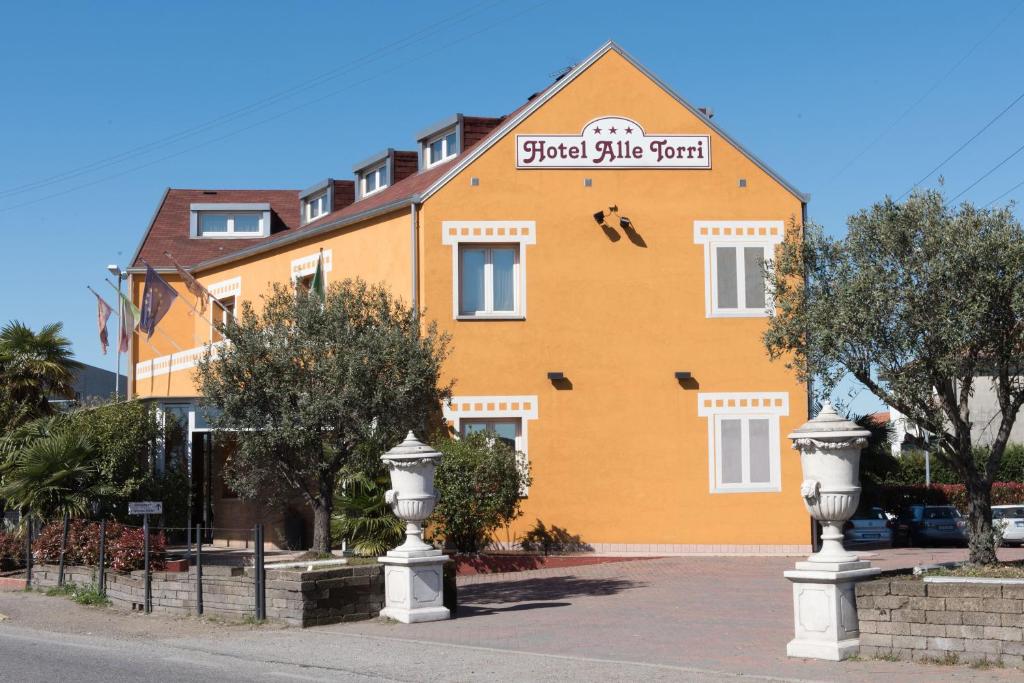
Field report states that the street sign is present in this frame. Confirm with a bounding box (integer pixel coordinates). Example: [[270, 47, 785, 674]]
[[128, 501, 162, 515]]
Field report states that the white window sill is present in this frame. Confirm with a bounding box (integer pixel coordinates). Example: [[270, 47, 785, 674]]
[[455, 314, 525, 321], [192, 233, 267, 240], [708, 310, 771, 319], [361, 186, 388, 199], [710, 485, 781, 494]]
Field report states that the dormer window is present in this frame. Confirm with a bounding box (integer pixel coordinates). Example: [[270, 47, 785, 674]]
[[362, 163, 388, 196], [190, 203, 271, 239], [426, 130, 458, 167], [305, 192, 328, 222], [299, 180, 335, 225]]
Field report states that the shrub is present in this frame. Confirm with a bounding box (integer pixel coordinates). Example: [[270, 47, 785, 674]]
[[0, 529, 25, 569], [332, 470, 405, 557], [874, 482, 1024, 513], [519, 520, 593, 555], [30, 519, 164, 571], [429, 431, 531, 554]]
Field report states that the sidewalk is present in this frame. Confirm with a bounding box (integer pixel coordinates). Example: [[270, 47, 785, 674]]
[[2, 548, 1023, 680]]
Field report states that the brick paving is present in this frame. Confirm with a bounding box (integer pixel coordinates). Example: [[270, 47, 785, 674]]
[[336, 547, 1024, 681]]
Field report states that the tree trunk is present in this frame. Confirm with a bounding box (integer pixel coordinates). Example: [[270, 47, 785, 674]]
[[310, 476, 334, 554], [966, 476, 998, 565]]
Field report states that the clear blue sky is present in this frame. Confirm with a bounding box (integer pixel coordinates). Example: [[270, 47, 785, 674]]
[[2, 1, 1023, 414]]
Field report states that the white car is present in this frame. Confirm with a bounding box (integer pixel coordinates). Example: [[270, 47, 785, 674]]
[[993, 505, 1024, 546]]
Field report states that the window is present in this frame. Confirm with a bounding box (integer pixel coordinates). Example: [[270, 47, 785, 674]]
[[212, 296, 234, 342], [697, 392, 788, 494], [426, 130, 457, 167], [712, 244, 767, 313], [460, 418, 527, 494], [461, 419, 519, 450], [362, 163, 388, 196], [458, 244, 518, 316], [198, 212, 263, 236], [304, 192, 329, 222], [714, 415, 775, 490], [693, 221, 784, 318]]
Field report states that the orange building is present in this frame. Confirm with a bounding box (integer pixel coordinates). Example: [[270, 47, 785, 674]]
[[128, 42, 810, 553]]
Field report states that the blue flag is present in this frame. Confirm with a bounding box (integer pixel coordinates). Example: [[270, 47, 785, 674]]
[[139, 263, 178, 339]]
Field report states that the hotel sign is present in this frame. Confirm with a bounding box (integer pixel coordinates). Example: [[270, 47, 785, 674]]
[[516, 116, 710, 169]]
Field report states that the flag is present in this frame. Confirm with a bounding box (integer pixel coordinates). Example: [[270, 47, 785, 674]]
[[310, 250, 325, 298], [92, 291, 113, 355], [107, 280, 140, 353], [165, 251, 209, 314], [139, 262, 178, 340]]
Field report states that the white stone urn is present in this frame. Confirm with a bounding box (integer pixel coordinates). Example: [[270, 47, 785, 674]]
[[788, 401, 871, 565], [378, 431, 449, 623], [381, 431, 442, 558]]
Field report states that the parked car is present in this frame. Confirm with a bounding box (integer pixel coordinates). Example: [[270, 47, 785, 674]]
[[895, 504, 968, 547], [993, 505, 1024, 547], [843, 507, 894, 548]]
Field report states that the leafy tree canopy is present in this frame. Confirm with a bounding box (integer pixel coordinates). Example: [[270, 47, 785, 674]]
[[196, 279, 451, 553], [765, 190, 1024, 563]]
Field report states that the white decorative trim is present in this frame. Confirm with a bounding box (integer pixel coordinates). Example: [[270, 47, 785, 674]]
[[442, 221, 534, 320], [206, 276, 241, 301], [135, 342, 225, 381], [698, 392, 789, 495], [697, 392, 789, 417], [444, 395, 538, 494], [694, 220, 784, 319], [290, 249, 333, 280]]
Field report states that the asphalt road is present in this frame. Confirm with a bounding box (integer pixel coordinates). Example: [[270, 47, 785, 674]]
[[0, 621, 800, 683]]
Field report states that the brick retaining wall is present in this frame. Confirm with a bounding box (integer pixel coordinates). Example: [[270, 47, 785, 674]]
[[30, 562, 383, 627], [857, 575, 1024, 666]]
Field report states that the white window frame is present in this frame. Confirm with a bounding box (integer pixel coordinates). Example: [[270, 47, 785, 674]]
[[444, 396, 538, 495], [206, 277, 242, 343], [693, 221, 784, 318], [190, 203, 272, 239], [458, 245, 519, 317], [425, 129, 458, 167], [697, 392, 788, 494], [442, 221, 535, 321], [290, 249, 333, 288], [304, 192, 329, 223], [361, 163, 388, 197]]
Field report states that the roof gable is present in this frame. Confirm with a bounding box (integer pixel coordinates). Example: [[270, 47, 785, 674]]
[[419, 41, 807, 204]]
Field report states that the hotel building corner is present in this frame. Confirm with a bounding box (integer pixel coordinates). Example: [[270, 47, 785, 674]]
[[126, 42, 810, 553]]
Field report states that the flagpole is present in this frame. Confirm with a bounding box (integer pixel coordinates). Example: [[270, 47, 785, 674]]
[[105, 277, 184, 352], [88, 286, 166, 358]]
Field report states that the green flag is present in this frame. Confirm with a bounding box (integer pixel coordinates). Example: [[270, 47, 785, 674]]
[[310, 250, 325, 298]]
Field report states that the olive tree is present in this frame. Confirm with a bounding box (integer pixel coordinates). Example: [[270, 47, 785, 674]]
[[765, 190, 1024, 564], [196, 279, 451, 553]]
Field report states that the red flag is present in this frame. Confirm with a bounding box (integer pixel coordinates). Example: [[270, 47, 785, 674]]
[[165, 251, 210, 314], [92, 291, 113, 354]]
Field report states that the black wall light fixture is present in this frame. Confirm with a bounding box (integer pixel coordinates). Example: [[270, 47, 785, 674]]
[[619, 216, 634, 230], [593, 205, 619, 224], [547, 371, 565, 381], [674, 371, 692, 381]]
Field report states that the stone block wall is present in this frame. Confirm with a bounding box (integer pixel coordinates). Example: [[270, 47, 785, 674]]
[[29, 562, 383, 627], [857, 576, 1024, 666]]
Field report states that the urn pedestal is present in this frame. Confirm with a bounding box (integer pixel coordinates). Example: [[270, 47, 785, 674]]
[[378, 432, 450, 624], [785, 402, 880, 661]]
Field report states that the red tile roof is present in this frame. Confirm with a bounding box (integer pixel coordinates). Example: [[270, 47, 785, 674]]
[[131, 102, 523, 272], [132, 189, 300, 269]]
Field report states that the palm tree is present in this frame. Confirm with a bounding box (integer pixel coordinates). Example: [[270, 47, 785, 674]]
[[0, 321, 82, 417], [0, 427, 109, 521], [331, 471, 404, 557]]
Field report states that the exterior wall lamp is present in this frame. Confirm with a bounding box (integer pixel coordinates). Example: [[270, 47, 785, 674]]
[[547, 372, 565, 381], [592, 205, 618, 225], [674, 371, 692, 381]]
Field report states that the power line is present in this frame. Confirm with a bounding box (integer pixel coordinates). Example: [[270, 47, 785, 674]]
[[0, 0, 502, 200], [823, 1, 1022, 188], [948, 140, 1024, 203], [0, 0, 554, 214], [897, 89, 1024, 200], [985, 177, 1024, 207]]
